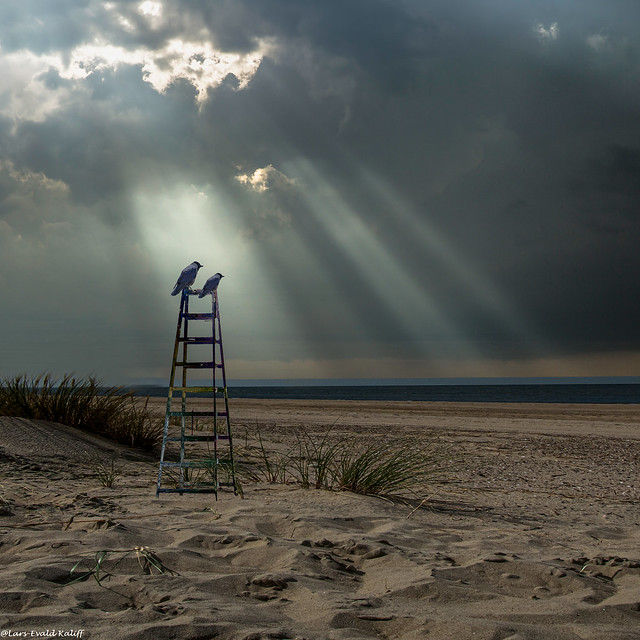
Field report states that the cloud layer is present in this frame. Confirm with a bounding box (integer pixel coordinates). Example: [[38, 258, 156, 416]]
[[2, 0, 640, 381]]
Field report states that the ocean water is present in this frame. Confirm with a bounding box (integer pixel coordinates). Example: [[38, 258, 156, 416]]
[[133, 383, 640, 404]]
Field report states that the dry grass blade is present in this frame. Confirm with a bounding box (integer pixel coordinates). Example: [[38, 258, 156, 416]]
[[68, 550, 114, 585], [236, 423, 291, 484], [66, 547, 178, 586], [135, 545, 176, 575]]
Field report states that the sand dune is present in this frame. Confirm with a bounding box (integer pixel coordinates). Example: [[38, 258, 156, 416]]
[[1, 402, 640, 639]]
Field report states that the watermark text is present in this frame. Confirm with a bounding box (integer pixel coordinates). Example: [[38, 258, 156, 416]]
[[1, 631, 84, 638]]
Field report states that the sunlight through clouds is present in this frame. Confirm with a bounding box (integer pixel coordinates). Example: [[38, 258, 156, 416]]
[[131, 182, 236, 272], [53, 39, 270, 103], [129, 179, 311, 374], [235, 165, 297, 193], [142, 39, 269, 101], [534, 22, 559, 43], [287, 158, 483, 361], [354, 164, 547, 356], [0, 0, 273, 124], [139, 1, 162, 18], [0, 47, 74, 123]]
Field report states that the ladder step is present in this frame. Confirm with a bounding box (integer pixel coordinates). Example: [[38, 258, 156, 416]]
[[177, 337, 215, 344], [175, 361, 215, 369], [157, 488, 218, 494], [171, 386, 226, 393], [160, 461, 217, 468], [168, 411, 216, 417], [182, 312, 214, 320], [165, 435, 229, 442]]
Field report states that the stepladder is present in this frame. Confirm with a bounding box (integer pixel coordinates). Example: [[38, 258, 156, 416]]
[[156, 288, 237, 497]]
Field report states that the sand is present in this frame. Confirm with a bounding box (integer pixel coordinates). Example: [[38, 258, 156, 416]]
[[1, 399, 639, 639]]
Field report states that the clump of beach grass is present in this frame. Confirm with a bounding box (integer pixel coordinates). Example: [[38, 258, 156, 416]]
[[92, 456, 124, 488], [290, 427, 342, 490], [0, 373, 161, 449], [237, 424, 290, 484], [237, 425, 448, 500], [334, 440, 441, 497]]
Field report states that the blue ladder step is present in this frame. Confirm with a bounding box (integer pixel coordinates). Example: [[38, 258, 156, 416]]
[[176, 361, 215, 369], [165, 435, 229, 442], [160, 461, 216, 469], [181, 312, 214, 320], [171, 386, 226, 393], [157, 488, 218, 494], [168, 411, 216, 417]]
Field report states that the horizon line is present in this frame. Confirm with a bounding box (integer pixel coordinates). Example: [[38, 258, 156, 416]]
[[124, 375, 640, 387]]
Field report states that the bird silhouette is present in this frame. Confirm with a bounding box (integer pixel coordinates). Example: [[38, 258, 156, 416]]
[[198, 273, 224, 298], [170, 261, 203, 296]]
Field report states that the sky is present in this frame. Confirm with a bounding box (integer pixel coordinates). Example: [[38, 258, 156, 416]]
[[2, 0, 640, 384]]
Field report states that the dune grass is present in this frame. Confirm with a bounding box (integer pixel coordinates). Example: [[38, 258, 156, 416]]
[[92, 456, 124, 488], [237, 425, 448, 499], [333, 440, 441, 496], [0, 373, 161, 449]]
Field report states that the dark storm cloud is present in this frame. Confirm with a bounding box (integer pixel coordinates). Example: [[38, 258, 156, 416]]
[[10, 67, 201, 209], [2, 0, 640, 380]]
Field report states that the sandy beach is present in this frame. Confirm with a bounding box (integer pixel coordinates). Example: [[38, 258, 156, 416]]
[[1, 399, 639, 639]]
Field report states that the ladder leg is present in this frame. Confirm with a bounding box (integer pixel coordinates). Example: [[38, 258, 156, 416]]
[[212, 292, 219, 495], [156, 413, 171, 496], [179, 413, 186, 494], [179, 291, 189, 495], [156, 292, 186, 497], [181, 292, 189, 431], [215, 290, 237, 493]]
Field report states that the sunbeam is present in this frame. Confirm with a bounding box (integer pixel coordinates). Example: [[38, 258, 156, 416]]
[[353, 162, 551, 358], [285, 157, 487, 363]]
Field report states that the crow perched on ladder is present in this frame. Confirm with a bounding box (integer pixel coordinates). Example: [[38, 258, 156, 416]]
[[171, 261, 203, 296], [198, 273, 224, 298]]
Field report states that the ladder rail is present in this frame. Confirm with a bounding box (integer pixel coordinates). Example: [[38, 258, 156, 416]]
[[212, 291, 219, 488], [214, 290, 236, 489], [179, 292, 190, 492], [156, 292, 186, 495]]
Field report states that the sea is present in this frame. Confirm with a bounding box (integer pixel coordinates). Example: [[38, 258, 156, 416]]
[[129, 379, 640, 404]]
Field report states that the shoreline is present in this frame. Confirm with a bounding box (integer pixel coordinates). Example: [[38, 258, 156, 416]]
[[147, 397, 640, 439]]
